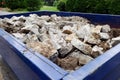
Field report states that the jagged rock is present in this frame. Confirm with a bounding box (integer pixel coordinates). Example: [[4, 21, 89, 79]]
[[62, 26, 73, 34], [99, 33, 110, 39], [21, 24, 39, 35], [58, 44, 74, 58], [69, 51, 93, 65], [26, 41, 57, 58], [56, 57, 78, 70], [76, 24, 91, 39], [13, 21, 25, 27], [111, 36, 120, 47], [91, 46, 103, 57], [24, 34, 39, 43], [99, 41, 110, 51], [91, 25, 102, 33], [101, 25, 111, 33], [29, 14, 39, 19], [12, 33, 25, 42], [78, 54, 93, 65], [65, 33, 78, 42], [86, 34, 101, 44], [71, 38, 92, 54], [92, 45, 103, 54], [51, 15, 62, 21], [49, 31, 62, 49]]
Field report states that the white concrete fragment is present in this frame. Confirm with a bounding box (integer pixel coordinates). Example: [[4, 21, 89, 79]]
[[71, 38, 92, 54], [110, 36, 120, 46], [26, 41, 57, 58], [40, 15, 50, 21], [91, 25, 102, 33], [86, 34, 101, 44], [63, 25, 73, 34], [92, 45, 103, 54], [78, 53, 93, 65], [99, 33, 110, 39], [22, 24, 39, 35], [49, 31, 62, 49], [101, 25, 111, 33], [76, 24, 91, 39], [65, 33, 78, 42]]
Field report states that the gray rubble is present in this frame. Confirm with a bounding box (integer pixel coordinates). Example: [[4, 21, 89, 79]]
[[0, 14, 119, 71], [71, 38, 92, 55]]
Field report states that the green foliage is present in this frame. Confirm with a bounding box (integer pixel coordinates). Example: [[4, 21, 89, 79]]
[[5, 0, 26, 10], [44, 0, 55, 6], [26, 0, 43, 11], [40, 6, 59, 11], [5, 0, 20, 10], [107, 0, 120, 14], [0, 0, 6, 7], [53, 0, 59, 6], [93, 0, 108, 14], [65, 0, 75, 11], [57, 0, 66, 11], [65, 0, 120, 14]]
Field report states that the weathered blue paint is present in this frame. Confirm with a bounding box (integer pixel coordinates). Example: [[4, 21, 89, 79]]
[[0, 11, 120, 80]]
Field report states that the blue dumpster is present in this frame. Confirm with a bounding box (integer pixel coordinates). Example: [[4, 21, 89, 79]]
[[0, 11, 120, 80]]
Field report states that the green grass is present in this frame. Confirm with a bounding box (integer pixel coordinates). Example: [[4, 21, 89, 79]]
[[6, 6, 59, 13], [40, 6, 59, 11]]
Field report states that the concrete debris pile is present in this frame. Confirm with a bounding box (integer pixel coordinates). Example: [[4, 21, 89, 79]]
[[0, 14, 120, 71]]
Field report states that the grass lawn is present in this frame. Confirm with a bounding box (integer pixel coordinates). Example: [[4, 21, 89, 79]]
[[4, 6, 59, 13], [40, 6, 59, 11]]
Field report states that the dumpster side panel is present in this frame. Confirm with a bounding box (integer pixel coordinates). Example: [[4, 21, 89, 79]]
[[0, 29, 68, 80], [1, 11, 120, 80], [84, 51, 120, 80]]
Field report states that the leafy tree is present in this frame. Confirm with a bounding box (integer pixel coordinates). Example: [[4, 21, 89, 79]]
[[108, 0, 120, 14], [44, 0, 55, 6], [65, 0, 110, 14], [93, 0, 108, 14], [57, 0, 66, 11], [26, 0, 43, 11], [5, 0, 26, 10], [5, 0, 20, 10], [65, 0, 75, 11]]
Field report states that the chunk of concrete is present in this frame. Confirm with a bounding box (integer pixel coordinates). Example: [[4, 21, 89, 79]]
[[101, 25, 111, 33], [78, 53, 93, 65], [71, 38, 92, 54], [26, 41, 57, 58], [99, 33, 110, 39], [56, 57, 78, 70], [76, 24, 91, 39], [91, 25, 102, 33]]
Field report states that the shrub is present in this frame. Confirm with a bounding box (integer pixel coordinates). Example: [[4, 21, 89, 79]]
[[65, 0, 109, 14], [65, 0, 75, 11], [44, 0, 55, 6], [5, 0, 21, 10], [108, 0, 120, 14], [26, 0, 43, 11], [57, 0, 66, 11], [5, 0, 27, 10]]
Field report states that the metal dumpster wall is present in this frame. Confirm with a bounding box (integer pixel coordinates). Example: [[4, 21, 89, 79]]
[[0, 28, 68, 80], [0, 11, 120, 80]]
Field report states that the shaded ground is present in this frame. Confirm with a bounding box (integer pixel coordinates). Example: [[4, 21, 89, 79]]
[[0, 11, 12, 15], [0, 55, 18, 80]]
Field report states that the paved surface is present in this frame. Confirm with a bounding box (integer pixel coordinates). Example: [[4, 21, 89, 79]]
[[0, 11, 12, 15], [0, 55, 18, 80], [0, 11, 18, 80]]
